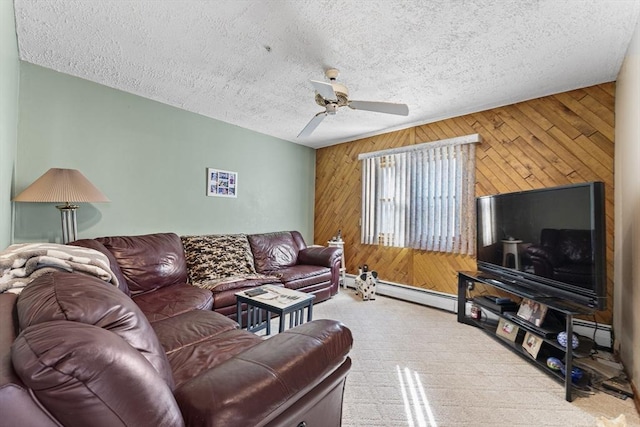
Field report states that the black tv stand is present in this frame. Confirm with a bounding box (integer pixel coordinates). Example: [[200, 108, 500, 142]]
[[457, 271, 596, 402]]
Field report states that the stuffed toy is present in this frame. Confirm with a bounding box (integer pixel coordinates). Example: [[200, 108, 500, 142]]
[[354, 265, 377, 301]]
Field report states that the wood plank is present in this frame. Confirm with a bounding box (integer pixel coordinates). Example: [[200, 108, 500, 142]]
[[451, 116, 481, 135], [475, 182, 493, 198], [531, 96, 597, 137], [507, 102, 553, 132], [462, 114, 479, 128], [530, 98, 584, 138], [582, 85, 615, 111], [475, 160, 500, 195], [430, 121, 451, 140], [490, 111, 520, 142], [472, 112, 534, 183], [579, 94, 615, 127], [443, 117, 470, 137], [588, 131, 615, 158], [516, 141, 566, 186], [548, 128, 613, 179], [553, 92, 614, 141], [476, 154, 512, 194], [481, 151, 520, 191], [598, 82, 615, 97], [565, 88, 587, 101], [503, 105, 579, 177], [416, 125, 440, 143], [433, 120, 459, 140]]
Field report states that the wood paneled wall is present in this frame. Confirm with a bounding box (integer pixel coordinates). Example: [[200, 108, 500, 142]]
[[315, 83, 615, 323]]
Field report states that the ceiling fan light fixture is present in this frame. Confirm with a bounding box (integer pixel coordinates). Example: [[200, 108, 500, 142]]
[[298, 67, 409, 138], [315, 90, 349, 107], [326, 103, 338, 115], [325, 68, 340, 80], [331, 84, 349, 102]]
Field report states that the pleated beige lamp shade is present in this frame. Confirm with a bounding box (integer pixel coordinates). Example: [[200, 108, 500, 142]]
[[13, 168, 110, 243], [13, 168, 110, 204]]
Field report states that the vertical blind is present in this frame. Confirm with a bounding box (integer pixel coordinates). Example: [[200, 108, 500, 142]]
[[359, 134, 480, 255]]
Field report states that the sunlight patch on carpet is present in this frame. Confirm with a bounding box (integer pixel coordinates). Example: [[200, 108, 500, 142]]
[[397, 365, 437, 427]]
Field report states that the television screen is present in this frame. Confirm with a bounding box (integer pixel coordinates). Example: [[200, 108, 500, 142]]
[[476, 182, 606, 310]]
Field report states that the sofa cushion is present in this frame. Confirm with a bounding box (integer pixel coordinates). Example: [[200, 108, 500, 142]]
[[151, 310, 240, 352], [69, 238, 131, 296], [151, 306, 261, 389], [208, 279, 282, 313], [97, 233, 188, 295], [12, 321, 184, 427], [167, 328, 263, 388], [173, 319, 352, 426], [17, 272, 175, 390], [181, 234, 258, 284], [132, 283, 214, 322], [248, 231, 299, 273]]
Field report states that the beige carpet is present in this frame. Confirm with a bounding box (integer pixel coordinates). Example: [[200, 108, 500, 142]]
[[309, 290, 640, 427]]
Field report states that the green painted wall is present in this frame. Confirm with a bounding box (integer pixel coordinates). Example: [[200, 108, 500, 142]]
[[14, 63, 316, 243], [0, 0, 20, 248]]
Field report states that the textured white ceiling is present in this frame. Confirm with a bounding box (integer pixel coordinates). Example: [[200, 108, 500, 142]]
[[13, 0, 640, 149]]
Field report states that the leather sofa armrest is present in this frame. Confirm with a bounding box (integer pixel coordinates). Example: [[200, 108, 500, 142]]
[[12, 321, 184, 427], [174, 319, 353, 427], [298, 246, 341, 268]]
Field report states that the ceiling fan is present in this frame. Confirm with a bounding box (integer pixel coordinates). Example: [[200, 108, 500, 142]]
[[297, 68, 409, 138]]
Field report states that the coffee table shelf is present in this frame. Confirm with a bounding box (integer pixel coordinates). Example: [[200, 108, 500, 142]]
[[236, 285, 315, 335]]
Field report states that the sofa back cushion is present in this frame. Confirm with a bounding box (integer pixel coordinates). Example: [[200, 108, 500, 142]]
[[96, 233, 188, 294], [69, 238, 131, 296], [12, 321, 184, 427], [290, 230, 308, 251], [181, 234, 257, 284], [17, 271, 175, 390], [248, 231, 299, 273]]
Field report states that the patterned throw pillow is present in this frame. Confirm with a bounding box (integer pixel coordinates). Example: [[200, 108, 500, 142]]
[[180, 234, 257, 284]]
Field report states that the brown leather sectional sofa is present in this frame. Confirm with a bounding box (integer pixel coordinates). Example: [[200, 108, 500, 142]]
[[72, 231, 342, 321], [0, 231, 352, 426]]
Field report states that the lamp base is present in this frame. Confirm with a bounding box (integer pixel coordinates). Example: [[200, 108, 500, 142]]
[[56, 204, 79, 244]]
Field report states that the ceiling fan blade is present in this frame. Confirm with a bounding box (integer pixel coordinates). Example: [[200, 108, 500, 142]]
[[297, 111, 327, 138], [348, 100, 409, 116], [310, 80, 337, 101]]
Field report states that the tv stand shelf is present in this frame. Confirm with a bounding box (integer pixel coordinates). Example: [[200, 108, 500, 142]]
[[457, 271, 596, 402]]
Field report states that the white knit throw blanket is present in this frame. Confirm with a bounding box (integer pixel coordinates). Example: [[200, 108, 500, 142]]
[[0, 243, 118, 294]]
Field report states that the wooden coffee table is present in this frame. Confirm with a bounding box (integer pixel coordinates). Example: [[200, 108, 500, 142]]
[[235, 285, 315, 335]]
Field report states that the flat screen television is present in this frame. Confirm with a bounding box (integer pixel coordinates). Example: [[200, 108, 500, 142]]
[[476, 182, 606, 310]]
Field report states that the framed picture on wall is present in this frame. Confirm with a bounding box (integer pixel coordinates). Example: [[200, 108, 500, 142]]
[[207, 168, 238, 198]]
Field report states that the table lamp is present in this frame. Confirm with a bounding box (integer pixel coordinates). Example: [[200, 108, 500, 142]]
[[13, 168, 110, 243]]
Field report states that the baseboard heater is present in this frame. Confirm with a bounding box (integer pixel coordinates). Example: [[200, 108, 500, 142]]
[[343, 274, 612, 348], [344, 274, 458, 313]]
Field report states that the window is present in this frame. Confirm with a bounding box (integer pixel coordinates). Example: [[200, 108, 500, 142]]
[[359, 134, 480, 255]]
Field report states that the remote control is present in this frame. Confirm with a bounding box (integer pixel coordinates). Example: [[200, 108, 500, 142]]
[[245, 288, 267, 297]]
